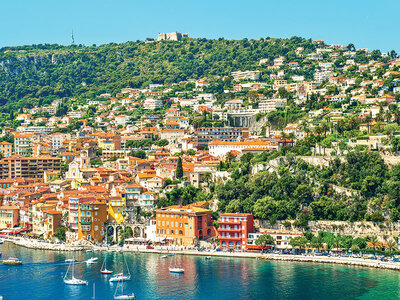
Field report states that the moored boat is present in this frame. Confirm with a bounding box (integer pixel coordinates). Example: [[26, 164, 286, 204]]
[[100, 258, 113, 275], [109, 254, 131, 283], [64, 259, 88, 285], [114, 279, 135, 300], [86, 257, 98, 264], [3, 257, 22, 265], [169, 265, 184, 273]]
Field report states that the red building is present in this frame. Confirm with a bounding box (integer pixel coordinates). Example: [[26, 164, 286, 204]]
[[218, 213, 254, 251]]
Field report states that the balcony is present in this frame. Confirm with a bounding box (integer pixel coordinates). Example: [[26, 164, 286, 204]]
[[219, 220, 241, 225], [218, 236, 241, 241], [218, 228, 241, 232]]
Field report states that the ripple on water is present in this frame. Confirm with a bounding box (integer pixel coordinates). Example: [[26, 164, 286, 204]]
[[1, 243, 400, 300]]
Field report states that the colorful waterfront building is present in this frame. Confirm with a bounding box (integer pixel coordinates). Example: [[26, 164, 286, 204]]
[[108, 187, 125, 223], [155, 201, 216, 246], [0, 204, 20, 229], [78, 199, 107, 243], [218, 213, 254, 251]]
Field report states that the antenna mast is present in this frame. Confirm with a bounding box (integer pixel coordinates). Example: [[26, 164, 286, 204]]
[[71, 30, 75, 45]]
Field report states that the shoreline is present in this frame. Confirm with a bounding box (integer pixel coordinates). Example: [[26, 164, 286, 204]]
[[4, 237, 400, 271]]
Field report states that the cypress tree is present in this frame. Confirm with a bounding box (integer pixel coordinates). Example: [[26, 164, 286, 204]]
[[176, 157, 183, 179]]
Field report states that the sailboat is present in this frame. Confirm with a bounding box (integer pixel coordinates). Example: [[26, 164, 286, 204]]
[[101, 257, 113, 275], [114, 279, 135, 300], [109, 255, 131, 282], [169, 256, 184, 273], [64, 260, 88, 285]]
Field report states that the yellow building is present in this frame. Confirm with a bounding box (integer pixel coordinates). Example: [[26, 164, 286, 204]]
[[107, 187, 125, 223]]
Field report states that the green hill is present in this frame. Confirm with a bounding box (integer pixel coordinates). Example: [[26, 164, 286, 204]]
[[0, 36, 315, 112]]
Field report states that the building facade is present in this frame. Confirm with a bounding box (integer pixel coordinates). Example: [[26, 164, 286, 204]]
[[0, 156, 62, 179], [196, 127, 249, 145], [156, 202, 215, 246], [218, 213, 254, 251]]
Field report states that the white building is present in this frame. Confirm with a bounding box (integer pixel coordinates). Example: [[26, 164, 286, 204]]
[[209, 140, 278, 158], [231, 70, 261, 81], [144, 98, 163, 110], [259, 99, 287, 113]]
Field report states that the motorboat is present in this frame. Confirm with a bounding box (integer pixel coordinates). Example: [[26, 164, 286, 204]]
[[161, 255, 168, 258], [100, 258, 113, 275], [109, 273, 131, 282], [64, 260, 88, 285], [205, 256, 211, 260], [169, 265, 184, 273], [0, 239, 4, 245], [114, 279, 135, 300], [65, 258, 77, 263], [3, 257, 22, 265], [86, 257, 98, 264]]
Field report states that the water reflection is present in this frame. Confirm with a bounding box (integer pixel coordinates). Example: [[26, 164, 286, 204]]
[[1, 243, 400, 300]]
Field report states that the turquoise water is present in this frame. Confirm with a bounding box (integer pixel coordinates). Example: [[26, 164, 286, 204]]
[[1, 243, 400, 299]]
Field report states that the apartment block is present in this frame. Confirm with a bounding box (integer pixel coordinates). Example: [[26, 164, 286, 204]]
[[196, 127, 249, 145], [0, 156, 62, 179]]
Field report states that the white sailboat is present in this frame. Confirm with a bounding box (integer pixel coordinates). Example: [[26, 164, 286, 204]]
[[169, 256, 184, 273], [101, 257, 113, 275], [114, 279, 135, 300], [64, 260, 88, 285], [109, 255, 131, 282]]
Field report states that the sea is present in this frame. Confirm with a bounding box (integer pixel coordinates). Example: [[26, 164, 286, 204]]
[[0, 242, 399, 300]]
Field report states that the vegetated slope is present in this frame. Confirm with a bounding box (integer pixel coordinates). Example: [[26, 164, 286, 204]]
[[0, 37, 315, 112]]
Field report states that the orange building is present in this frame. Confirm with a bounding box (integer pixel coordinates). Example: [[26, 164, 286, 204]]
[[155, 201, 216, 246], [0, 204, 20, 229], [0, 141, 12, 158], [78, 199, 107, 243]]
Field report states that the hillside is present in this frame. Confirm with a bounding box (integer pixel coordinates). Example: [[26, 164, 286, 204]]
[[0, 37, 317, 112]]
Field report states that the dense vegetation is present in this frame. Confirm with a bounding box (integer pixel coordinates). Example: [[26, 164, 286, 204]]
[[216, 149, 400, 224], [0, 37, 316, 112]]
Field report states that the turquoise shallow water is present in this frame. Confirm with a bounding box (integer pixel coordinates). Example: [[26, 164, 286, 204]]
[[0, 243, 400, 299]]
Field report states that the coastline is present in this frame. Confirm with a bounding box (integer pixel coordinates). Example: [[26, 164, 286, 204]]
[[4, 237, 400, 271]]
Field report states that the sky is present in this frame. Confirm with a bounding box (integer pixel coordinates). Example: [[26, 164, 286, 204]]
[[0, 0, 398, 52]]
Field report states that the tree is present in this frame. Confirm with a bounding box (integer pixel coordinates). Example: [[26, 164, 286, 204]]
[[176, 156, 183, 179], [366, 235, 380, 254], [54, 226, 67, 242], [386, 239, 397, 255], [289, 236, 308, 252], [311, 236, 323, 253], [350, 244, 360, 254], [347, 43, 356, 51], [255, 234, 275, 250], [253, 196, 276, 220]]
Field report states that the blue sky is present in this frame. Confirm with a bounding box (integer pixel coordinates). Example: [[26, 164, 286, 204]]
[[0, 0, 398, 52]]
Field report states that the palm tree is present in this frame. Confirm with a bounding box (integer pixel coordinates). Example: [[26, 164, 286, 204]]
[[333, 235, 342, 252], [225, 151, 235, 164], [386, 239, 397, 256], [367, 236, 380, 255], [350, 244, 360, 255]]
